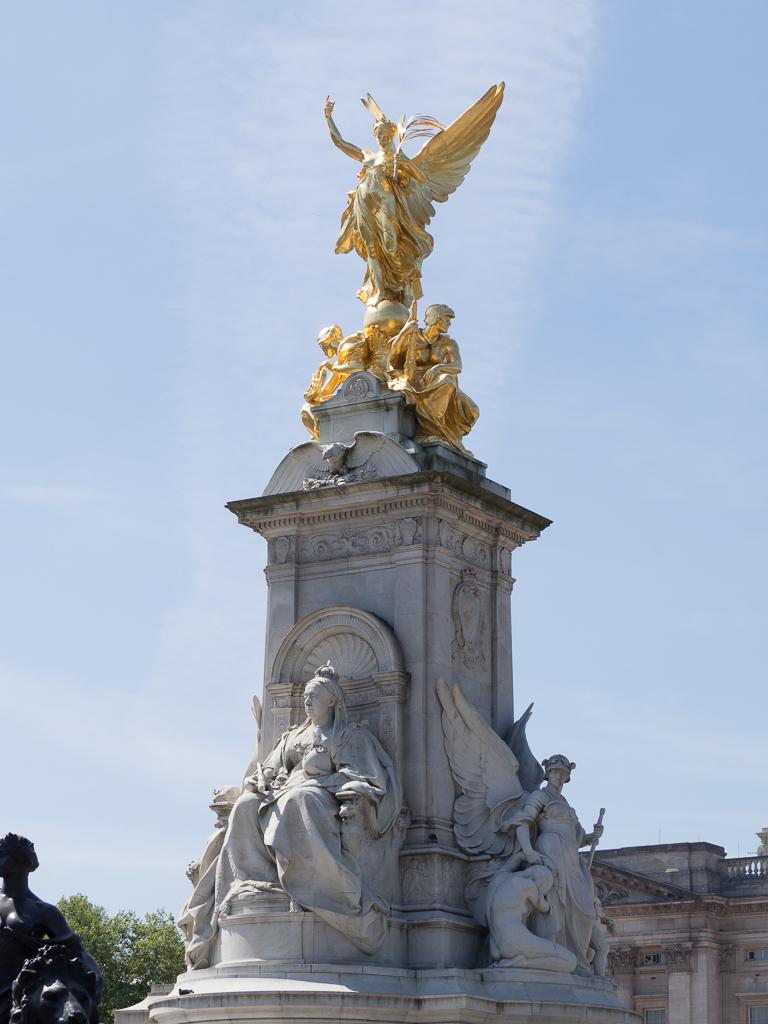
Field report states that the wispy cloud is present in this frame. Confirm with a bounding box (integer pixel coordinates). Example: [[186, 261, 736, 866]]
[[4, 484, 96, 507]]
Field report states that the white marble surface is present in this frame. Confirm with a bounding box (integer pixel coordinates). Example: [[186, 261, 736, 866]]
[[122, 963, 640, 1024], [316, 371, 418, 447], [180, 665, 403, 968], [220, 467, 550, 972], [263, 430, 419, 495]]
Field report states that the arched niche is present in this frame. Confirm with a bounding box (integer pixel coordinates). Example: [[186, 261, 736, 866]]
[[267, 606, 408, 769]]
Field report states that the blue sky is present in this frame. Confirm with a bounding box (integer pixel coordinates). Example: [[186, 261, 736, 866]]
[[1, 0, 766, 918]]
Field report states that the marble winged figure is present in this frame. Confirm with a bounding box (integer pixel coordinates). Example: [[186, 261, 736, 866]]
[[436, 679, 607, 976], [325, 85, 505, 309]]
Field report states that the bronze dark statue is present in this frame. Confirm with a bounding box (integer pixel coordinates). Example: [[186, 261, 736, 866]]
[[0, 835, 103, 1024], [10, 946, 99, 1024]]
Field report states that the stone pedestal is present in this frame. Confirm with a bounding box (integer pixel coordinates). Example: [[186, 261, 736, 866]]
[[227, 442, 550, 968], [216, 900, 407, 966], [316, 370, 418, 448], [139, 964, 640, 1024]]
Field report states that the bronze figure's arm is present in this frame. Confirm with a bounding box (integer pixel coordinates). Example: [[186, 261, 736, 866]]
[[325, 97, 363, 162], [426, 352, 461, 381]]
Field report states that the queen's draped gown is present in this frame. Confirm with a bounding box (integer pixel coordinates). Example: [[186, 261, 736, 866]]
[[181, 719, 400, 966]]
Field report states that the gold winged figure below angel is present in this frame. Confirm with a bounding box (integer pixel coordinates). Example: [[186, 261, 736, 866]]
[[325, 84, 504, 311]]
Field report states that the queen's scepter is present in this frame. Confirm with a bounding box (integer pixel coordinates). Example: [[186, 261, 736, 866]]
[[254, 761, 268, 794]]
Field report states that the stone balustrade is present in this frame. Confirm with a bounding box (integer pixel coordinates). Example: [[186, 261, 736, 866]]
[[725, 855, 768, 880]]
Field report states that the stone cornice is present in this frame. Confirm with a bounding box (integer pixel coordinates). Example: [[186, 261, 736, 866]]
[[609, 900, 700, 918], [607, 893, 768, 918], [226, 471, 552, 539], [245, 494, 535, 550], [594, 860, 768, 918], [232, 484, 545, 582]]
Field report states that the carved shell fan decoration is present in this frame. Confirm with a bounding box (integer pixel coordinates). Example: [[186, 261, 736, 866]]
[[303, 632, 378, 681]]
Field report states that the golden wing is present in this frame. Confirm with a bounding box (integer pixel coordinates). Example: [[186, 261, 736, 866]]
[[409, 83, 505, 227]]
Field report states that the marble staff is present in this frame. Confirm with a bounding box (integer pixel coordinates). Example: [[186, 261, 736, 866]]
[[587, 808, 606, 870]]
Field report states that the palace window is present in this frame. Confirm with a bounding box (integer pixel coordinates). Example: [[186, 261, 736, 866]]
[[645, 1010, 665, 1024], [747, 950, 768, 961], [749, 1008, 768, 1024], [643, 953, 666, 965]]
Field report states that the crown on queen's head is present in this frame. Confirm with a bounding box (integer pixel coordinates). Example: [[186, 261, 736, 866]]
[[312, 661, 340, 685]]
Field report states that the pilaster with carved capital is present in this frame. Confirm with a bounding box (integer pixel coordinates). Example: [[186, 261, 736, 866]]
[[662, 943, 695, 971], [717, 944, 733, 971], [607, 945, 639, 974], [607, 946, 638, 1010]]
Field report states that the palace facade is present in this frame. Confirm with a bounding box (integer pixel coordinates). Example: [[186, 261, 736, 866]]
[[596, 834, 768, 1024]]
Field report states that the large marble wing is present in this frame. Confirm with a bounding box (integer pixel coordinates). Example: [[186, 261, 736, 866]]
[[241, 694, 264, 787], [437, 677, 524, 857], [505, 702, 545, 796], [408, 84, 505, 228]]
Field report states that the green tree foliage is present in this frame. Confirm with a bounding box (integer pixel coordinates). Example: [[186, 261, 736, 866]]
[[56, 895, 185, 1024]]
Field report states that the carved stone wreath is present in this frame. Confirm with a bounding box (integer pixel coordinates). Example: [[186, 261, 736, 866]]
[[347, 377, 370, 400]]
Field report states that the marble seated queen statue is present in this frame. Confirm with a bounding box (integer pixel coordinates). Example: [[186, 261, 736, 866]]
[[182, 664, 402, 967]]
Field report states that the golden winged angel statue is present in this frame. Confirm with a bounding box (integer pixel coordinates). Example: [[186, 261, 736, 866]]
[[325, 84, 504, 309]]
